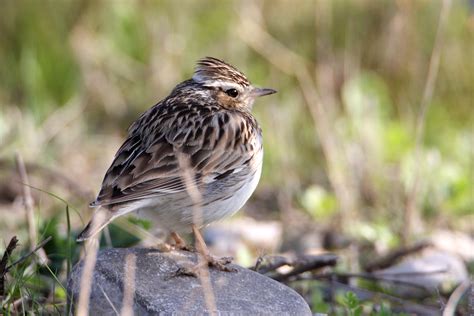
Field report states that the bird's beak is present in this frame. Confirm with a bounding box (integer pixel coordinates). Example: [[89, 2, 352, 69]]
[[251, 87, 277, 98]]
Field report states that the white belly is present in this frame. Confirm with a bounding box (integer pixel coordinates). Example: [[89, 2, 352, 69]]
[[137, 151, 263, 233], [200, 156, 262, 225]]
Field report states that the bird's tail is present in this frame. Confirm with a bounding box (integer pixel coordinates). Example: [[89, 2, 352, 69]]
[[76, 207, 114, 242]]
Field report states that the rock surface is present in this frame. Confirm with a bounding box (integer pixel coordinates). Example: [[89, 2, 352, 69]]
[[68, 248, 311, 315]]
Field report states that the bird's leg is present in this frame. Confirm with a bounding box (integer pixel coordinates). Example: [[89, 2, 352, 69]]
[[170, 226, 235, 278], [192, 224, 235, 272], [170, 231, 193, 251]]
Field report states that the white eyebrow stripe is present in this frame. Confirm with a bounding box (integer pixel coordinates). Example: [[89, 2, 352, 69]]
[[201, 80, 244, 91]]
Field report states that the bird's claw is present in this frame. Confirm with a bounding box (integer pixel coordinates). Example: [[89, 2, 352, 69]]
[[205, 255, 236, 272], [167, 255, 236, 279]]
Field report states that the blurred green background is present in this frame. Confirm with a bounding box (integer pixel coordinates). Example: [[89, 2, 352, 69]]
[[0, 0, 472, 313]]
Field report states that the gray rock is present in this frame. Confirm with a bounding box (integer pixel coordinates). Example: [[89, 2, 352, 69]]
[[373, 249, 469, 298], [68, 248, 311, 315]]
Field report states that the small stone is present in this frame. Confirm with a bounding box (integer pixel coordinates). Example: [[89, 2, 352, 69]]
[[430, 230, 474, 261], [67, 248, 311, 315]]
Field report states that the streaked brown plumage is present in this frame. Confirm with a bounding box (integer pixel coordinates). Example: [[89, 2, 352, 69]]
[[77, 57, 276, 270]]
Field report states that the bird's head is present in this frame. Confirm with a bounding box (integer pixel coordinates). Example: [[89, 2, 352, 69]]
[[192, 57, 276, 110]]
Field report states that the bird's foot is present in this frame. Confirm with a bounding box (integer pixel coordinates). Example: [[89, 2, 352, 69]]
[[172, 243, 194, 252], [169, 255, 236, 278], [205, 254, 236, 272], [170, 232, 194, 252]]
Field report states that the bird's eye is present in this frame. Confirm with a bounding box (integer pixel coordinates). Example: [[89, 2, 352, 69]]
[[225, 88, 239, 98]]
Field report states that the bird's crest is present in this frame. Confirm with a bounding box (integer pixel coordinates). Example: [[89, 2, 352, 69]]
[[193, 57, 250, 87]]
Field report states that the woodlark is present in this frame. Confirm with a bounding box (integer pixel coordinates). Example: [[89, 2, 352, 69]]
[[77, 57, 276, 270]]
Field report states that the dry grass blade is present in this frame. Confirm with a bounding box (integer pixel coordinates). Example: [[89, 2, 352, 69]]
[[442, 280, 471, 316], [98, 283, 119, 316], [76, 232, 101, 316], [120, 253, 136, 316], [404, 0, 452, 243], [14, 153, 49, 265], [5, 236, 52, 271], [177, 153, 217, 315], [176, 154, 204, 227], [237, 2, 358, 227]]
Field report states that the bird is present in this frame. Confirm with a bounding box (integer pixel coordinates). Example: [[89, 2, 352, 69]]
[[77, 57, 276, 270]]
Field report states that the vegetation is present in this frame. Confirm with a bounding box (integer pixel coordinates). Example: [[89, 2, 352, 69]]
[[0, 0, 472, 314]]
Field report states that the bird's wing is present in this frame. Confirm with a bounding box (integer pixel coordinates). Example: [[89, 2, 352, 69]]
[[91, 101, 260, 207]]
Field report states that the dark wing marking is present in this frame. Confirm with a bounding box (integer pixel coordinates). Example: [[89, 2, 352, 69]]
[[92, 97, 260, 207]]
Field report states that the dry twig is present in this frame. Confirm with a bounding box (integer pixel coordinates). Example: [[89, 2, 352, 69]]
[[14, 153, 49, 264], [0, 236, 19, 296], [364, 240, 432, 272], [254, 254, 338, 282], [272, 254, 338, 282]]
